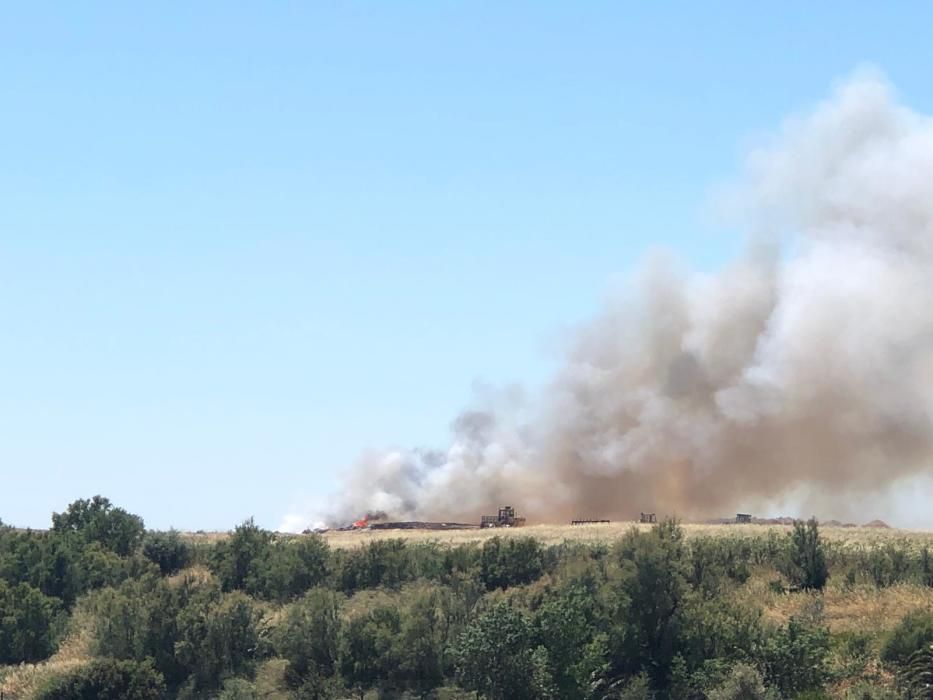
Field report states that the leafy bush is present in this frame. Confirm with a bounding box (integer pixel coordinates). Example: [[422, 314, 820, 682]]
[[275, 588, 342, 691], [707, 663, 778, 700], [174, 590, 264, 692], [0, 580, 63, 663], [36, 658, 165, 700], [880, 609, 933, 667], [142, 530, 191, 575], [339, 605, 403, 698], [454, 601, 544, 700], [758, 618, 830, 696], [779, 518, 828, 591], [52, 496, 145, 557], [260, 535, 330, 600], [210, 518, 273, 593], [480, 536, 545, 590], [337, 538, 412, 592]]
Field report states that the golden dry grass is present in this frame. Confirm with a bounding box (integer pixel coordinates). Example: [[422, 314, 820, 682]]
[[312, 522, 933, 550], [733, 573, 933, 634]]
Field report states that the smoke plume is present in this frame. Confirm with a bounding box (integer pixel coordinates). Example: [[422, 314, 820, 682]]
[[301, 72, 933, 528]]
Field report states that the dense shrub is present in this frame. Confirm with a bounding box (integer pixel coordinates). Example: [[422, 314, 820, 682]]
[[758, 619, 830, 696], [6, 498, 933, 698], [480, 536, 545, 590], [142, 530, 191, 575], [339, 605, 403, 698], [780, 518, 829, 591], [210, 518, 273, 593], [337, 538, 415, 592], [52, 496, 145, 557], [275, 588, 342, 692], [36, 658, 165, 700], [454, 601, 547, 700], [0, 579, 63, 663], [880, 609, 933, 667], [707, 663, 778, 700], [260, 535, 330, 600]]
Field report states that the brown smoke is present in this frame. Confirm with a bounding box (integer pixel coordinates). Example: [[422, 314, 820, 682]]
[[301, 71, 933, 528]]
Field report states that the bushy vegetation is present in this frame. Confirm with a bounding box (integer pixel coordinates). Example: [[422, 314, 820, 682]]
[[2, 498, 933, 698]]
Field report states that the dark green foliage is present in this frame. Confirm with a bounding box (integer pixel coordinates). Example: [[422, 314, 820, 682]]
[[209, 522, 331, 601], [142, 530, 191, 575], [757, 618, 830, 696], [174, 590, 264, 691], [615, 520, 690, 692], [480, 536, 545, 590], [87, 574, 189, 685], [880, 609, 933, 667], [395, 588, 447, 697], [922, 547, 933, 587], [259, 535, 330, 600], [215, 677, 258, 699], [454, 601, 549, 700], [689, 537, 751, 597], [534, 581, 606, 698], [210, 518, 273, 593], [0, 579, 63, 663], [867, 544, 913, 588], [52, 496, 145, 557], [275, 588, 342, 693], [338, 605, 403, 698], [36, 658, 166, 700], [337, 538, 413, 592], [780, 518, 829, 591], [8, 497, 933, 698]]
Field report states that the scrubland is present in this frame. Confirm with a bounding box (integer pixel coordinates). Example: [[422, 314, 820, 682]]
[[4, 500, 933, 699]]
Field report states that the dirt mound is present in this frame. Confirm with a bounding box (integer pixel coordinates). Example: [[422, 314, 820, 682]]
[[862, 519, 891, 529]]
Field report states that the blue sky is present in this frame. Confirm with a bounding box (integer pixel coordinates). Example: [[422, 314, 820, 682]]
[[2, 3, 932, 530]]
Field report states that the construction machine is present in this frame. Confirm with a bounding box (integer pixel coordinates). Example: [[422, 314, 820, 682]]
[[480, 505, 526, 528]]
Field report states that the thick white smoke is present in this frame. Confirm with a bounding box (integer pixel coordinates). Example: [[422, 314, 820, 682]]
[[287, 71, 933, 530]]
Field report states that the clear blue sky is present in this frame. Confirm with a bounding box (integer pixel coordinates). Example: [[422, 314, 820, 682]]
[[2, 3, 932, 530]]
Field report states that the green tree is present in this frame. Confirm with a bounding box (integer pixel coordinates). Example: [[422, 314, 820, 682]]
[[51, 496, 145, 557], [0, 580, 63, 663], [36, 658, 165, 700], [175, 590, 264, 692], [535, 582, 604, 698], [275, 588, 342, 696], [338, 606, 402, 699], [616, 520, 690, 693], [454, 601, 541, 700], [260, 535, 330, 601], [142, 530, 191, 575], [758, 618, 829, 697], [397, 589, 446, 698], [480, 536, 545, 590], [88, 574, 188, 686], [210, 518, 273, 593], [337, 539, 411, 592], [780, 518, 828, 591], [880, 610, 933, 667]]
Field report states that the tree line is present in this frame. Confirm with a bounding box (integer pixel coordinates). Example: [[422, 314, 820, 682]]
[[1, 497, 933, 699]]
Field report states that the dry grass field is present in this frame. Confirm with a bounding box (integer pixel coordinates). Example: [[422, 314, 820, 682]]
[[315, 521, 933, 551]]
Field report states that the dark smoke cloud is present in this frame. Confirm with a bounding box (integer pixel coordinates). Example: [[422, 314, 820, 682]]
[[284, 71, 933, 530]]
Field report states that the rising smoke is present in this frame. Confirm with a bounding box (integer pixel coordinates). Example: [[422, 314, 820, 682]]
[[292, 71, 933, 529]]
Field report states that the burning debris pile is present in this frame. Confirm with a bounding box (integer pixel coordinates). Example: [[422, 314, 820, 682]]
[[288, 71, 933, 532]]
